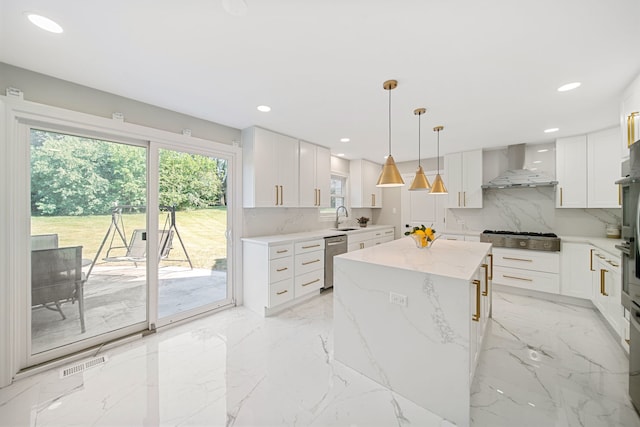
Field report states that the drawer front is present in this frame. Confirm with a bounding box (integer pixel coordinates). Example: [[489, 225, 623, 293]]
[[373, 235, 394, 246], [295, 239, 324, 255], [439, 233, 465, 241], [492, 248, 559, 273], [296, 250, 325, 275], [270, 243, 294, 260], [268, 278, 294, 307], [295, 269, 324, 297], [347, 231, 375, 244], [269, 257, 293, 283], [493, 266, 560, 294]]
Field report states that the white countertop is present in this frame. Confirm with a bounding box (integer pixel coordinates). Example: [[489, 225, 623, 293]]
[[335, 236, 492, 281], [559, 235, 623, 258], [241, 225, 394, 245]]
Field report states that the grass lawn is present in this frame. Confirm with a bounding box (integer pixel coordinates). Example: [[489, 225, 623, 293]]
[[31, 207, 228, 270]]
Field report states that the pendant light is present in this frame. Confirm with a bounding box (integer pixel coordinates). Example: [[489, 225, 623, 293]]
[[430, 125, 448, 194], [376, 79, 405, 187], [409, 108, 431, 191]]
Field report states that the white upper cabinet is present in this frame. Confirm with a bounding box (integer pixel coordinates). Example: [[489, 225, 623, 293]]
[[556, 135, 587, 208], [299, 141, 331, 208], [621, 73, 640, 157], [444, 149, 483, 208], [350, 159, 383, 208], [242, 127, 299, 208], [556, 128, 621, 209], [587, 127, 622, 208]]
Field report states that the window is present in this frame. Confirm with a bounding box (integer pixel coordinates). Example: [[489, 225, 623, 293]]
[[321, 174, 348, 218]]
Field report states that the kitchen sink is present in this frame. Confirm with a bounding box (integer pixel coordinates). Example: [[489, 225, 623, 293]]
[[334, 227, 358, 231]]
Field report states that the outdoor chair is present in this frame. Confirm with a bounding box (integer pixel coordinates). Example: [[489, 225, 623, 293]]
[[31, 246, 86, 333], [31, 234, 59, 250], [104, 229, 174, 264]]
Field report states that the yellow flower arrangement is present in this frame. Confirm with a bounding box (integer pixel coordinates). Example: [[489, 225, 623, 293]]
[[405, 224, 437, 248]]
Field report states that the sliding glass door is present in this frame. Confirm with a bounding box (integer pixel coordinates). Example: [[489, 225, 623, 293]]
[[156, 146, 232, 322], [30, 129, 148, 355]]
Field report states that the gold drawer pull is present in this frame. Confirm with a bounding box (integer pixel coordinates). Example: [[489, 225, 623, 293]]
[[302, 244, 321, 249], [488, 253, 493, 280], [276, 289, 288, 295], [589, 248, 595, 271], [302, 259, 320, 265], [472, 280, 481, 322], [481, 264, 489, 296], [302, 278, 320, 287], [276, 267, 288, 272], [503, 274, 532, 282], [600, 269, 609, 296], [276, 249, 289, 254], [502, 256, 533, 262], [607, 260, 619, 267]]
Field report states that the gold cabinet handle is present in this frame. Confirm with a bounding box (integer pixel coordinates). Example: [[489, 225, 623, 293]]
[[280, 185, 284, 205], [360, 243, 364, 249], [302, 259, 320, 265], [472, 279, 481, 321], [275, 185, 279, 206], [276, 249, 289, 254], [487, 254, 493, 280], [629, 112, 639, 147], [385, 230, 393, 234], [607, 260, 619, 267], [302, 244, 321, 249], [276, 267, 288, 272], [600, 268, 609, 296], [276, 289, 288, 295], [302, 278, 320, 287], [503, 274, 532, 282], [502, 256, 533, 262], [458, 191, 461, 207], [463, 191, 466, 207], [589, 248, 595, 271], [481, 264, 489, 296], [560, 187, 563, 206], [619, 184, 622, 206]]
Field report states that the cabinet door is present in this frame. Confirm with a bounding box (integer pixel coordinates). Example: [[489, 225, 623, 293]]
[[275, 133, 299, 207], [604, 258, 622, 337], [469, 269, 482, 381], [556, 136, 587, 208], [251, 128, 279, 207], [462, 150, 483, 208], [316, 145, 331, 207], [364, 160, 382, 207], [299, 141, 318, 207], [621, 76, 640, 155], [560, 242, 594, 299], [587, 128, 622, 208], [445, 152, 463, 208]]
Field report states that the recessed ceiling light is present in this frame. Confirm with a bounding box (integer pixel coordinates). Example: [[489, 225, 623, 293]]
[[544, 128, 559, 133], [257, 105, 271, 112], [537, 149, 549, 153], [336, 153, 345, 157], [26, 13, 63, 33], [340, 138, 350, 143], [557, 82, 581, 92]]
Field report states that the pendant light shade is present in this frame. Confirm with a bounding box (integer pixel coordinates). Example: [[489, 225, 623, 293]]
[[430, 125, 448, 195], [409, 108, 431, 191], [376, 80, 404, 187]]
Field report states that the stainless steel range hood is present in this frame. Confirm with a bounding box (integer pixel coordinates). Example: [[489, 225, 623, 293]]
[[481, 143, 557, 189]]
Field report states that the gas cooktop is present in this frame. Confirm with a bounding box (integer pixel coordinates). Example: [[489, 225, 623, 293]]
[[480, 230, 561, 251]]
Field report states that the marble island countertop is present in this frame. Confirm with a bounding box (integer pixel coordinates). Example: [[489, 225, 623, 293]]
[[336, 236, 492, 281]]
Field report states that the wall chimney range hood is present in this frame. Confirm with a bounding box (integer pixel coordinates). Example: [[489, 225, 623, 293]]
[[481, 143, 557, 189]]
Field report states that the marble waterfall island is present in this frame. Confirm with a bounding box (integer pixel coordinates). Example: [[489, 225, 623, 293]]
[[333, 237, 492, 427]]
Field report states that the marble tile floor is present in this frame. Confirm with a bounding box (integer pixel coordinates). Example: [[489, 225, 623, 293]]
[[2, 289, 639, 426], [32, 265, 227, 354]]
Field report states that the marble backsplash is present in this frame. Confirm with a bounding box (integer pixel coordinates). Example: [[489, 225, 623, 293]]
[[242, 207, 375, 238], [445, 187, 621, 237]]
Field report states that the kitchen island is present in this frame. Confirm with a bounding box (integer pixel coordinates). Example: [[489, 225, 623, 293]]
[[333, 237, 492, 427]]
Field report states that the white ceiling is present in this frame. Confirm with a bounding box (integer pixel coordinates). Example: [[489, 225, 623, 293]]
[[1, 0, 640, 163]]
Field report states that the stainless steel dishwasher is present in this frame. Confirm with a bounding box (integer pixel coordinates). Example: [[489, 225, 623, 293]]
[[324, 234, 348, 290]]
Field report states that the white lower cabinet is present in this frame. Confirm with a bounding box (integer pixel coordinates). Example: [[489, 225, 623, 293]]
[[592, 250, 622, 338], [243, 238, 324, 315], [492, 248, 560, 294], [560, 242, 594, 299], [470, 255, 492, 382], [347, 227, 394, 252]]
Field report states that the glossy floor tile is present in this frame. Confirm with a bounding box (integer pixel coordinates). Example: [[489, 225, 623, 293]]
[[2, 289, 639, 426]]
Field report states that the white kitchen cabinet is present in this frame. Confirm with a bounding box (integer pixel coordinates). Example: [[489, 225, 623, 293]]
[[293, 239, 325, 297], [556, 128, 621, 208], [492, 248, 560, 294], [556, 135, 587, 208], [470, 255, 491, 382], [242, 127, 299, 208], [350, 159, 382, 208], [621, 73, 640, 156], [592, 251, 622, 338], [444, 149, 483, 208], [587, 128, 622, 208], [299, 141, 331, 208], [347, 227, 394, 252], [560, 242, 594, 300]]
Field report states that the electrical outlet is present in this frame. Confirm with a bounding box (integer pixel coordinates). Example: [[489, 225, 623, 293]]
[[389, 292, 408, 307]]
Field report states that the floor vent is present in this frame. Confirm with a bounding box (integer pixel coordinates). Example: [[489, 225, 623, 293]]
[[60, 355, 108, 379]]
